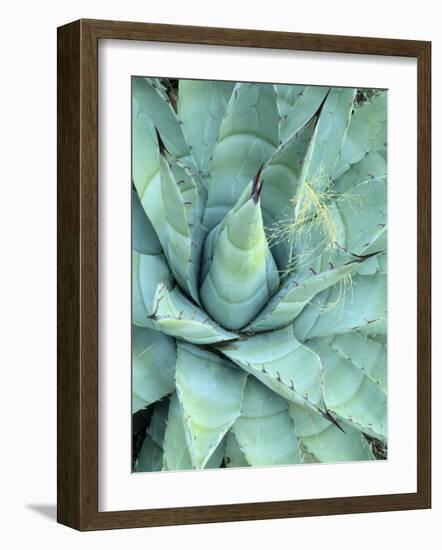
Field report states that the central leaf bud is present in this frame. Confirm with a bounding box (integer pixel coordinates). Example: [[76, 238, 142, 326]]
[[200, 179, 279, 330]]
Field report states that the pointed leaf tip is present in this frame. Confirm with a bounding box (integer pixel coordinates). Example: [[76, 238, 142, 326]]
[[155, 127, 168, 156], [348, 250, 382, 262], [321, 410, 346, 433], [251, 164, 265, 203]]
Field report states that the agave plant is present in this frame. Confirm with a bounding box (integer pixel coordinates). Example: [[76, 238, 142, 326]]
[[132, 78, 387, 472]]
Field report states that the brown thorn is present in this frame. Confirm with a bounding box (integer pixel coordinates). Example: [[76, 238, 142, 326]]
[[321, 410, 346, 433], [154, 127, 168, 156], [251, 164, 265, 204]]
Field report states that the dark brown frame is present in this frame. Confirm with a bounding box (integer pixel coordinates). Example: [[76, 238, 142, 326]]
[[57, 18, 431, 531]]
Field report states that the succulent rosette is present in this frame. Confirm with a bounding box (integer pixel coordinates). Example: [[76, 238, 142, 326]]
[[132, 78, 387, 471]]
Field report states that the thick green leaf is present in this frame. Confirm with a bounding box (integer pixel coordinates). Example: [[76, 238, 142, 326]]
[[144, 78, 169, 101], [279, 86, 330, 142], [246, 260, 362, 332], [132, 104, 183, 265], [308, 338, 387, 440], [132, 85, 207, 302], [232, 377, 300, 466], [132, 96, 168, 245], [219, 326, 324, 412], [132, 188, 162, 255], [334, 92, 387, 179], [163, 392, 193, 471], [293, 272, 387, 340], [132, 252, 171, 327], [135, 399, 169, 472], [366, 333, 387, 348], [275, 84, 305, 118], [175, 343, 247, 468], [289, 403, 374, 462], [169, 159, 206, 226], [150, 282, 238, 344], [132, 100, 205, 298], [132, 77, 196, 173], [333, 178, 387, 256], [326, 332, 387, 392], [132, 93, 160, 199], [148, 399, 170, 448], [293, 89, 356, 221], [281, 200, 345, 277], [298, 89, 355, 187], [260, 120, 315, 269], [132, 81, 389, 469], [203, 83, 280, 229], [274, 90, 356, 274], [158, 152, 201, 302], [200, 187, 279, 330], [132, 326, 176, 413], [333, 150, 387, 195], [178, 80, 234, 179], [163, 392, 226, 471]]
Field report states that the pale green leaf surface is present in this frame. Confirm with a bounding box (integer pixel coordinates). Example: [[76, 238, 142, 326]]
[[200, 194, 279, 330], [334, 178, 387, 256], [308, 338, 387, 440], [261, 120, 315, 269], [289, 403, 374, 462], [275, 84, 305, 118], [163, 392, 226, 471], [280, 86, 330, 142], [333, 150, 387, 195], [132, 188, 162, 255], [293, 272, 387, 339], [162, 154, 208, 302], [201, 180, 256, 283], [163, 392, 193, 471], [132, 326, 176, 413], [327, 332, 387, 392], [232, 378, 300, 466], [150, 283, 238, 344], [203, 83, 280, 229], [297, 89, 356, 189], [132, 94, 160, 197], [135, 399, 169, 472], [246, 260, 362, 332], [219, 326, 324, 412], [286, 199, 349, 276], [333, 92, 387, 179], [132, 77, 196, 173], [159, 153, 200, 302], [175, 343, 247, 468], [132, 252, 171, 327], [132, 107, 169, 246], [178, 80, 234, 177], [366, 333, 387, 347], [147, 399, 170, 448]]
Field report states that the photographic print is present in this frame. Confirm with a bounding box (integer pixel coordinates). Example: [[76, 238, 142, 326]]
[[131, 78, 387, 473]]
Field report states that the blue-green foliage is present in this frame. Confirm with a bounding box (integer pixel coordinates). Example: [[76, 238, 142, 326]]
[[131, 78, 388, 471]]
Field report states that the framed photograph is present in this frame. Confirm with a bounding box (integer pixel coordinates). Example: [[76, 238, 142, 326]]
[[57, 19, 431, 531]]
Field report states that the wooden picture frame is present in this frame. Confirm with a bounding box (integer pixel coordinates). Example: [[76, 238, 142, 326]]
[[57, 18, 431, 531]]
